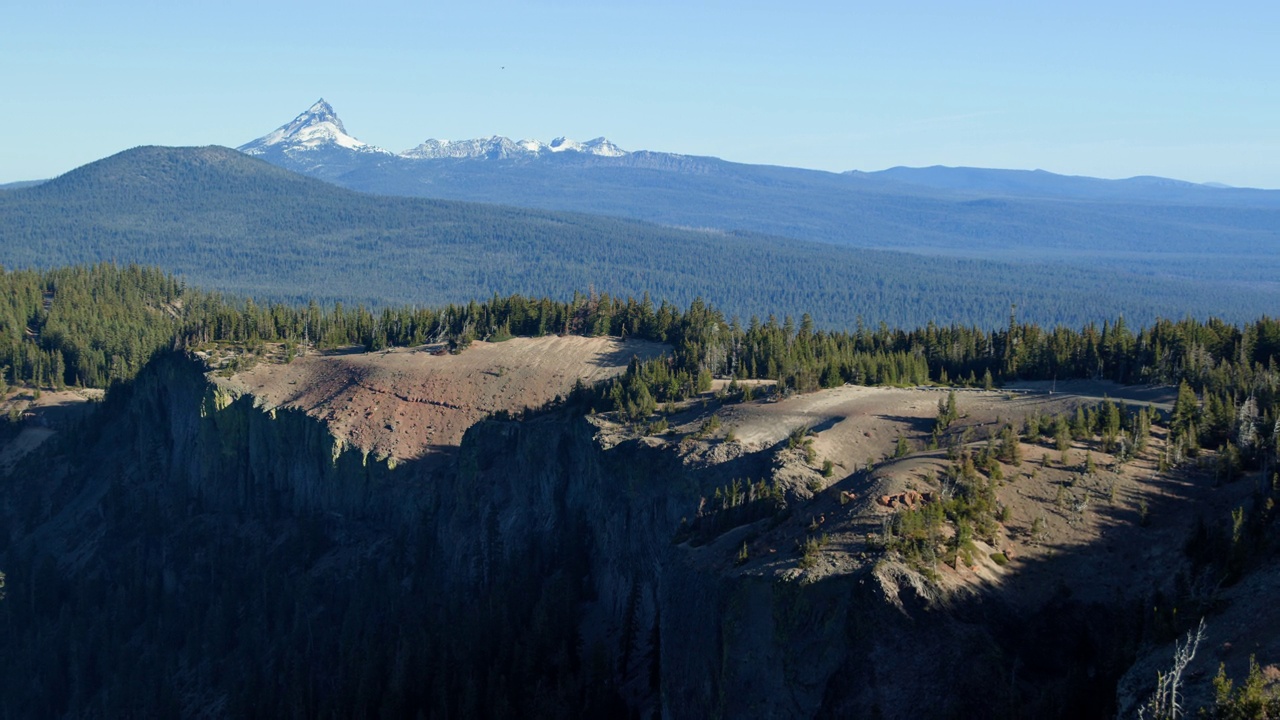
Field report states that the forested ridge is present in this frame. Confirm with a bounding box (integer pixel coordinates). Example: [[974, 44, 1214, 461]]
[[4, 263, 1279, 458], [4, 263, 1280, 717], [2, 145, 1276, 330]]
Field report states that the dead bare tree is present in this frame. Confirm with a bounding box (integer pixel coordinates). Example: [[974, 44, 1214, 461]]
[[1139, 617, 1207, 719]]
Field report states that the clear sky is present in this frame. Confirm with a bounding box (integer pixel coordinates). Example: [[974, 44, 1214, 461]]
[[3, 1, 1277, 187]]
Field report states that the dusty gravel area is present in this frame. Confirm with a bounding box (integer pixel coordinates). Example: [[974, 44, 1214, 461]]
[[223, 336, 668, 462]]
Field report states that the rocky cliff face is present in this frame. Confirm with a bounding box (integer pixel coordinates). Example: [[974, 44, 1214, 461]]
[[1, 353, 1171, 718], [433, 398, 1134, 719], [118, 353, 408, 520]]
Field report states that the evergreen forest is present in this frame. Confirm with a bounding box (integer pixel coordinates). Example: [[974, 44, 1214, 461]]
[[2, 146, 1277, 331], [4, 263, 1279, 463]]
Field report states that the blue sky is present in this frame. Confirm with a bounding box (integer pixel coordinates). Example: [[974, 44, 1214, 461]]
[[3, 1, 1277, 187]]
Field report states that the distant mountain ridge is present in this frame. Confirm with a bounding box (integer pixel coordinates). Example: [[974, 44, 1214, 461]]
[[240, 99, 1276, 202], [8, 100, 1274, 207], [239, 99, 630, 164], [3, 145, 1272, 330], [233, 100, 1280, 305], [852, 165, 1273, 205], [401, 135, 627, 160], [0, 179, 48, 191]]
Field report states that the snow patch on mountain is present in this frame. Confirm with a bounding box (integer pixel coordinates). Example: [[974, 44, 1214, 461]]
[[548, 137, 583, 153], [582, 137, 627, 157], [400, 136, 529, 160], [401, 134, 628, 160]]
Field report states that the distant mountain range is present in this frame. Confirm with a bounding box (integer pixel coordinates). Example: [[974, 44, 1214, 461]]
[[240, 99, 1270, 201], [238, 100, 1279, 208], [851, 166, 1280, 207], [0, 100, 1276, 328], [234, 100, 1280, 295], [3, 145, 1271, 330], [239, 99, 630, 167], [0, 179, 46, 191]]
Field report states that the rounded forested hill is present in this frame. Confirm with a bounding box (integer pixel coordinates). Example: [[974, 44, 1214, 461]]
[[0, 145, 1273, 329]]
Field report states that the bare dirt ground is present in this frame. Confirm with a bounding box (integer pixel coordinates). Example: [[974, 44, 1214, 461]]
[[222, 336, 668, 462], [651, 381, 1258, 623], [693, 386, 1090, 580], [719, 385, 1085, 475], [720, 381, 1174, 476]]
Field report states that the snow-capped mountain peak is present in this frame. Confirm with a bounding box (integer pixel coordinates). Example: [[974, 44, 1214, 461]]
[[581, 137, 626, 157], [240, 100, 629, 163], [400, 136, 528, 160], [239, 99, 390, 156], [301, 99, 343, 132]]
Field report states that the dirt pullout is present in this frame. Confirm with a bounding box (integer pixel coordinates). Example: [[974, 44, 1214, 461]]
[[719, 385, 1075, 475], [222, 336, 668, 463], [1004, 379, 1177, 411]]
